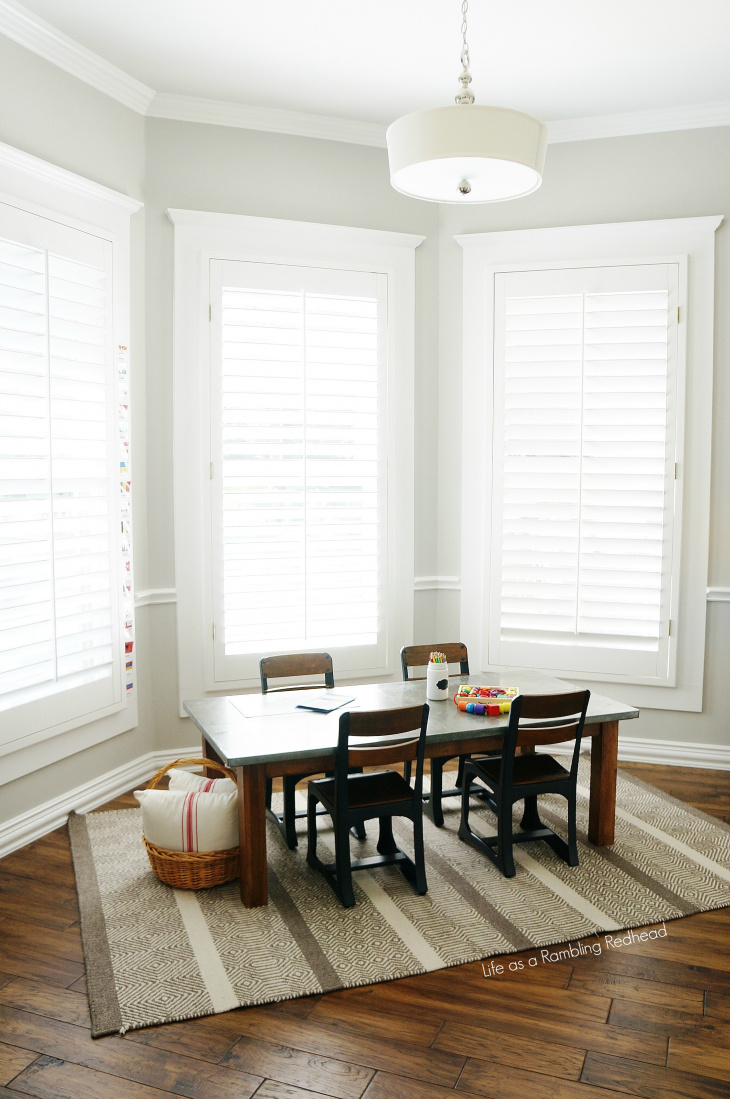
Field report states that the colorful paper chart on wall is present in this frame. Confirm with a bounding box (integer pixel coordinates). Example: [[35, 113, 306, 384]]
[[118, 344, 135, 696]]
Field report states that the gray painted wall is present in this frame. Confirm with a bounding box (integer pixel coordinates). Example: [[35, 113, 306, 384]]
[[0, 36, 154, 823], [436, 127, 730, 747], [0, 35, 727, 830], [142, 118, 440, 751]]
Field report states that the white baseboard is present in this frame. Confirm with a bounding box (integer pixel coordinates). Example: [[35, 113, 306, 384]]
[[2, 735, 728, 861], [544, 735, 730, 770], [616, 736, 730, 770], [0, 745, 199, 860]]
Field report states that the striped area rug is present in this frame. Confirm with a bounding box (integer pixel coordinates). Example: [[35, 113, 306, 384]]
[[68, 762, 730, 1037]]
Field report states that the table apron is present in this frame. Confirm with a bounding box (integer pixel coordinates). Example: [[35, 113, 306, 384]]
[[257, 736, 507, 778], [205, 724, 605, 780], [200, 717, 620, 908]]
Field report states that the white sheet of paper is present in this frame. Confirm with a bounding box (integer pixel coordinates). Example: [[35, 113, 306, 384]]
[[228, 694, 302, 718]]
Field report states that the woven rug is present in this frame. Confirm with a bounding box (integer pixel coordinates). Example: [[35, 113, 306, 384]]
[[68, 762, 730, 1037]]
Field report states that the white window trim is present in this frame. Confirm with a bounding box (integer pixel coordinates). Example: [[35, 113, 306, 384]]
[[458, 216, 722, 713], [170, 210, 423, 714], [0, 140, 142, 781]]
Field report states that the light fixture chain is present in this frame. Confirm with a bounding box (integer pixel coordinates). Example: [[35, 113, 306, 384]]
[[455, 0, 475, 105], [460, 0, 470, 74]]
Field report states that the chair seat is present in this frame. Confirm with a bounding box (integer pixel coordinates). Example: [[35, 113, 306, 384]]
[[311, 769, 413, 810], [473, 753, 570, 786]]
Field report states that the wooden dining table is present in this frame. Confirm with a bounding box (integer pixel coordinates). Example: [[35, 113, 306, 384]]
[[184, 670, 639, 907]]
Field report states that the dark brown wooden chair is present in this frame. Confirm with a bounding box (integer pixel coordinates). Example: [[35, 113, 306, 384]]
[[458, 690, 591, 877], [400, 642, 473, 827], [307, 704, 429, 907], [260, 653, 365, 849]]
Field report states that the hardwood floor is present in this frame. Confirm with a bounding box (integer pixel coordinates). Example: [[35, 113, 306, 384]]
[[0, 763, 729, 1098]]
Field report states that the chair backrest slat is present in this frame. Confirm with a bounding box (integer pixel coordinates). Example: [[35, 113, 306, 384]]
[[337, 705, 429, 795], [516, 721, 582, 749], [348, 739, 420, 768], [260, 652, 334, 694], [345, 705, 425, 741], [518, 691, 587, 721], [503, 690, 590, 783], [400, 643, 469, 681]]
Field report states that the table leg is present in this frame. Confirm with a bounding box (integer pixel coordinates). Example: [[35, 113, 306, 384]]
[[201, 736, 225, 777], [588, 720, 618, 845], [237, 763, 268, 907]]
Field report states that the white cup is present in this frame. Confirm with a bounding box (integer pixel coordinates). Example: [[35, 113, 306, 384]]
[[426, 661, 450, 701]]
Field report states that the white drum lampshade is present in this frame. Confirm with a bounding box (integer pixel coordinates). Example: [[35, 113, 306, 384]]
[[386, 104, 548, 204]]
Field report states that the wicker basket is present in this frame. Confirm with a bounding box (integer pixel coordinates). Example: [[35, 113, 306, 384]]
[[142, 757, 239, 889]]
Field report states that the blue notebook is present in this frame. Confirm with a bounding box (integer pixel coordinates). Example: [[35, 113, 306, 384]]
[[295, 691, 355, 714]]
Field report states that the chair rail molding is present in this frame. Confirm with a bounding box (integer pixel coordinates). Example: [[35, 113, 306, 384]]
[[707, 587, 730, 602], [134, 587, 177, 608], [414, 576, 461, 591]]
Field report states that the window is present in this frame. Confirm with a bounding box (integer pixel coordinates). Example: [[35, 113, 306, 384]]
[[0, 140, 140, 770], [171, 211, 421, 704], [209, 260, 386, 681], [458, 217, 721, 711], [490, 262, 679, 682]]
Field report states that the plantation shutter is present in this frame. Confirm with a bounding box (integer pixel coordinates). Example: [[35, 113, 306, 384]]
[[0, 205, 120, 743], [489, 263, 679, 681], [209, 260, 386, 680]]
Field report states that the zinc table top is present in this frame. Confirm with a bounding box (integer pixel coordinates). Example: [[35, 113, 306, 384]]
[[183, 670, 639, 769]]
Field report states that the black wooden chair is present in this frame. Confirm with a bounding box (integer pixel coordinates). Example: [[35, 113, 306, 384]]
[[306, 704, 430, 908], [458, 690, 590, 877], [260, 653, 365, 849], [400, 642, 473, 827]]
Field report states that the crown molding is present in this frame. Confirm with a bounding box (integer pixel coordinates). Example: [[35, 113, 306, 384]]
[[0, 0, 154, 113], [147, 92, 387, 147], [149, 94, 730, 148], [547, 101, 730, 143], [2, 1, 730, 145]]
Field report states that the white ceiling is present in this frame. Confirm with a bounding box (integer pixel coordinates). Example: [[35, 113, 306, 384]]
[[9, 0, 730, 128]]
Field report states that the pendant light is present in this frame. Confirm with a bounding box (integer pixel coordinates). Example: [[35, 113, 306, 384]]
[[386, 1, 548, 203]]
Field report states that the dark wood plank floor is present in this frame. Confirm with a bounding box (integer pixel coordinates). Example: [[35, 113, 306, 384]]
[[0, 762, 729, 1099]]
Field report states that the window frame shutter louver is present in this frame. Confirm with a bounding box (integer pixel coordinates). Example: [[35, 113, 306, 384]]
[[488, 261, 681, 684], [0, 200, 129, 749], [208, 259, 388, 683]]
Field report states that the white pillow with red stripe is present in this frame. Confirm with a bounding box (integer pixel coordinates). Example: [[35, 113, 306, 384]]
[[134, 788, 238, 853], [167, 768, 237, 795]]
